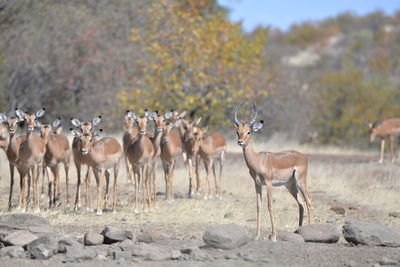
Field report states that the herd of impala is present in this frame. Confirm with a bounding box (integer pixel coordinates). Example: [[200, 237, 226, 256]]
[[0, 102, 395, 241]]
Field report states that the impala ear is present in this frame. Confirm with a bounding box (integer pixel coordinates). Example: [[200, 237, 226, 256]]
[[173, 119, 181, 128], [34, 120, 41, 128], [252, 120, 264, 132], [0, 113, 7, 123], [52, 118, 61, 129], [178, 110, 187, 119], [71, 118, 81, 127], [202, 126, 208, 134], [36, 108, 45, 118], [144, 109, 150, 118], [93, 129, 103, 138], [368, 121, 373, 129], [127, 111, 136, 120], [164, 111, 173, 119], [148, 112, 157, 120], [15, 109, 25, 121], [195, 117, 202, 126], [70, 128, 80, 138], [92, 116, 101, 126]]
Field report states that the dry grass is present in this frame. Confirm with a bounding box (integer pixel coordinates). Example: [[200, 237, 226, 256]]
[[0, 134, 398, 238]]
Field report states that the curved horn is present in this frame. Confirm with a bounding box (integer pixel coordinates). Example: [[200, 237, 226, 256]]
[[248, 102, 258, 126], [232, 102, 245, 126]]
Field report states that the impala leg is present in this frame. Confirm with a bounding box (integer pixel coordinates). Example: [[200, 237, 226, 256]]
[[255, 183, 262, 240], [95, 169, 104, 216], [51, 164, 60, 206], [168, 160, 176, 202], [104, 170, 110, 209], [27, 171, 32, 204], [379, 139, 385, 163], [145, 165, 152, 210], [187, 157, 193, 198], [133, 168, 139, 214], [204, 159, 213, 200], [266, 180, 276, 242], [8, 163, 14, 210], [74, 163, 81, 211], [112, 163, 119, 213], [389, 135, 396, 163], [141, 166, 147, 212], [195, 154, 201, 195], [287, 178, 304, 226], [64, 161, 70, 207], [18, 169, 23, 210], [163, 162, 168, 200], [218, 151, 224, 200], [125, 154, 133, 184], [152, 161, 157, 206], [41, 163, 45, 199], [212, 161, 218, 199], [46, 166, 54, 209], [297, 173, 312, 225], [21, 171, 28, 213], [86, 167, 93, 212], [32, 165, 40, 212]]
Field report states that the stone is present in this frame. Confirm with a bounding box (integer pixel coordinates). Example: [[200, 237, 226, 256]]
[[170, 249, 181, 260], [84, 231, 104, 246], [113, 250, 133, 261], [27, 234, 59, 259], [101, 226, 133, 244], [0, 246, 26, 258], [203, 224, 250, 250], [330, 206, 345, 215], [128, 243, 169, 261], [279, 232, 304, 243], [0, 214, 54, 234], [295, 224, 340, 243], [180, 246, 208, 261], [119, 239, 136, 251], [64, 246, 97, 262], [58, 237, 82, 253], [3, 230, 38, 247], [137, 230, 167, 243], [342, 220, 400, 247], [378, 257, 397, 265], [388, 212, 400, 218]]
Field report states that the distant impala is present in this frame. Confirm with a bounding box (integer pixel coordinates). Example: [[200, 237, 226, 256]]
[[368, 119, 400, 163]]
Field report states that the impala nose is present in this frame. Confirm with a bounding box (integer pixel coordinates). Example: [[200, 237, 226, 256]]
[[238, 140, 245, 146], [81, 149, 89, 155], [28, 127, 34, 132], [140, 130, 146, 136]]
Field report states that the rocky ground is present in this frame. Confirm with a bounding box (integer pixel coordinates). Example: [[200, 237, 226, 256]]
[[0, 151, 399, 266]]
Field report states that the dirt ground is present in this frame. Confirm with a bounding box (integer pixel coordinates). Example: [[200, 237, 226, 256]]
[[0, 146, 399, 266]]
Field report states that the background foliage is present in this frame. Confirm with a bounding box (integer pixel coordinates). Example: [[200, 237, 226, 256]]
[[0, 0, 399, 146]]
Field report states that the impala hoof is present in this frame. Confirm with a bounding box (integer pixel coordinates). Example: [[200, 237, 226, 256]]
[[96, 211, 103, 216], [269, 235, 277, 242], [34, 208, 40, 214], [134, 209, 139, 214], [203, 196, 208, 200]]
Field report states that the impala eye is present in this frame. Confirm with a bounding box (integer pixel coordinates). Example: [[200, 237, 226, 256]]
[[247, 131, 251, 135], [89, 138, 93, 142]]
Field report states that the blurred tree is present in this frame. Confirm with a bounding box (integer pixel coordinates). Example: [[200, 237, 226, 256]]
[[119, 0, 268, 127]]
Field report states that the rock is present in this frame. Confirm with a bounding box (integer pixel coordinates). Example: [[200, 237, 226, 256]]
[[119, 239, 136, 251], [224, 253, 239, 260], [113, 250, 133, 261], [64, 246, 97, 262], [58, 237, 82, 253], [129, 243, 169, 261], [0, 246, 26, 258], [295, 224, 340, 243], [101, 226, 133, 244], [378, 256, 397, 265], [27, 234, 59, 259], [137, 230, 167, 243], [342, 220, 400, 247], [84, 231, 104, 246], [203, 224, 250, 250], [279, 232, 304, 243], [330, 206, 345, 215], [3, 230, 38, 247], [388, 212, 400, 218], [170, 249, 181, 260], [0, 214, 54, 234], [224, 212, 234, 219], [180, 246, 208, 261]]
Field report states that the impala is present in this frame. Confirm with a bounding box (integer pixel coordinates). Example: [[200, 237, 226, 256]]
[[70, 116, 101, 211], [160, 120, 182, 202], [181, 118, 202, 197], [368, 119, 400, 163], [123, 110, 139, 184], [126, 111, 154, 213], [40, 118, 71, 208], [190, 126, 227, 200], [0, 113, 27, 210], [16, 108, 46, 212], [232, 102, 312, 241], [148, 110, 173, 206], [72, 129, 122, 215]]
